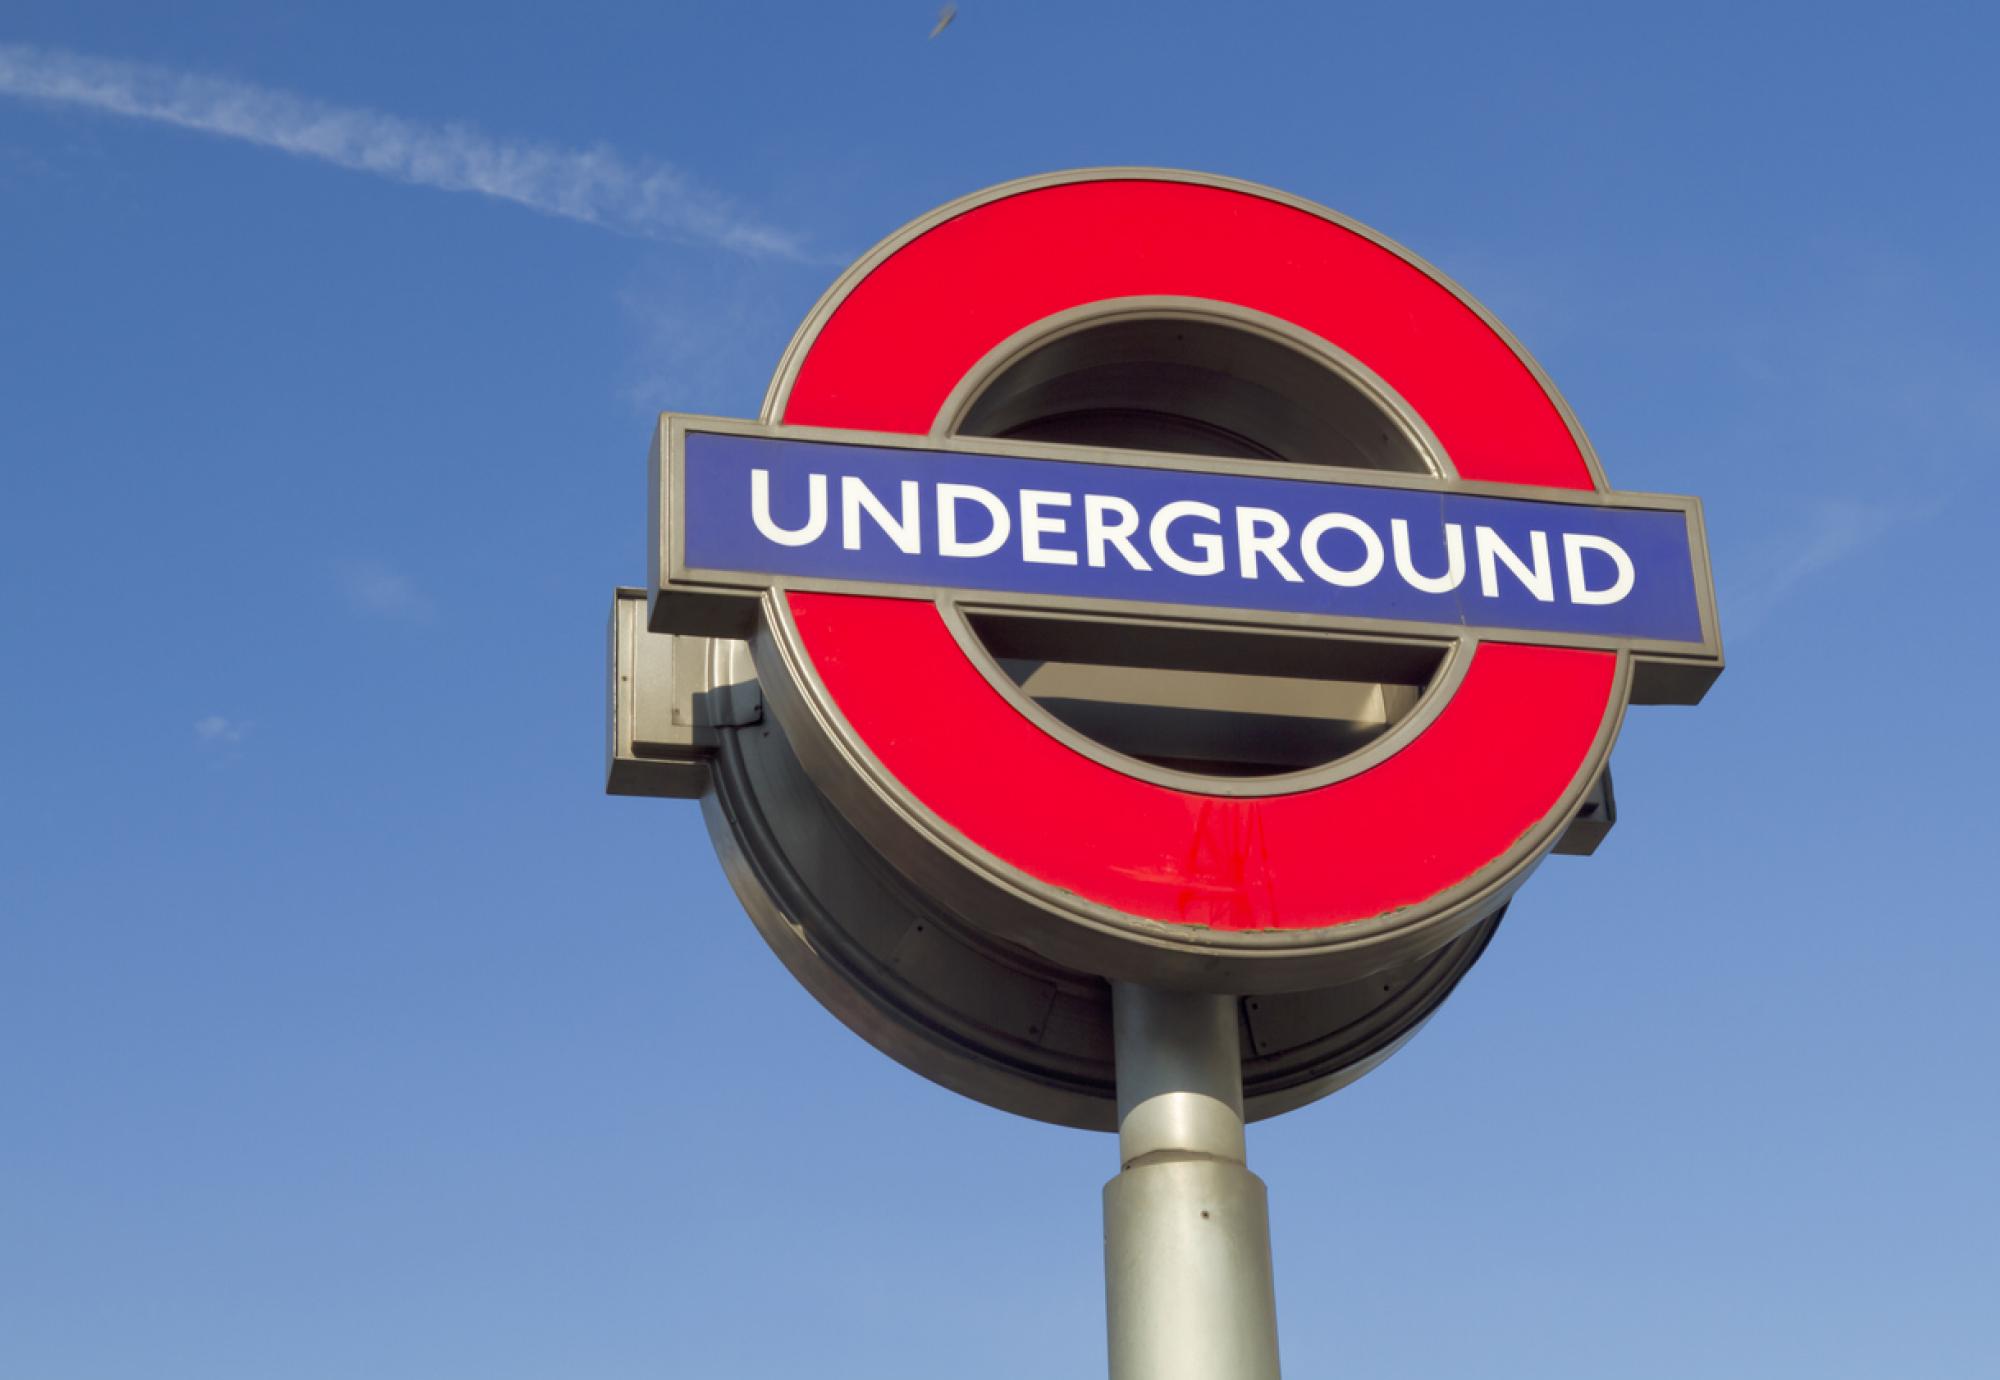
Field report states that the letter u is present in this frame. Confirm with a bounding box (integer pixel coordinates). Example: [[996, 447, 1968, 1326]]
[[1392, 519, 1465, 593], [751, 468, 827, 547]]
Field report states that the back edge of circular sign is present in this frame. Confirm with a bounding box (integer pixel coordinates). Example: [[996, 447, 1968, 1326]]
[[743, 168, 1631, 995]]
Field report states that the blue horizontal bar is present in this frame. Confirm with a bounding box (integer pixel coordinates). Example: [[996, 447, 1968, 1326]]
[[679, 430, 1706, 646]]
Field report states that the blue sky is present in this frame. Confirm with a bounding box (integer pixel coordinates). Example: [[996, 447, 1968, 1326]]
[[3, 4, 1996, 1377]]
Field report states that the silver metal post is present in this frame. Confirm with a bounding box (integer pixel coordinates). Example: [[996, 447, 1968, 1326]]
[[1104, 984, 1281, 1380]]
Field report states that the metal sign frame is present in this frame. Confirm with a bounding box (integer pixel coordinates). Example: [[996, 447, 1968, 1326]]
[[648, 411, 1723, 697], [609, 167, 1724, 1379]]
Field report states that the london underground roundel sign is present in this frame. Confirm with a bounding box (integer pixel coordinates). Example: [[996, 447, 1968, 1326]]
[[647, 169, 1720, 992]]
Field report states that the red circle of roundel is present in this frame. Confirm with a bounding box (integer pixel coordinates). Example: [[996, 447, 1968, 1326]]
[[775, 176, 1618, 933]]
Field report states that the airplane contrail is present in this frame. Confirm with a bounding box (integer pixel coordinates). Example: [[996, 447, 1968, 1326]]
[[0, 41, 809, 259]]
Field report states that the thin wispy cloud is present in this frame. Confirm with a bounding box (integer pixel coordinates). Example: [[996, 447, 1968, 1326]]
[[0, 41, 809, 259], [194, 714, 247, 746], [336, 557, 434, 622], [619, 254, 799, 414], [1725, 497, 1909, 636], [1705, 242, 1986, 638]]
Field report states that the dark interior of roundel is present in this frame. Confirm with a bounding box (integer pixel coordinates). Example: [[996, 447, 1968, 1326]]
[[952, 315, 1451, 779]]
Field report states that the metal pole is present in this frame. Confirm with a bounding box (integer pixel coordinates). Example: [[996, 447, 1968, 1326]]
[[1104, 983, 1281, 1380]]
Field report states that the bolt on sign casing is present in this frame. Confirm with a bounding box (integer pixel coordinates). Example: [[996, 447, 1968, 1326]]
[[608, 169, 1721, 1131]]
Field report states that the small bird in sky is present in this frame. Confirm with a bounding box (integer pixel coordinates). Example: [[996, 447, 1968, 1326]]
[[929, 4, 958, 38]]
